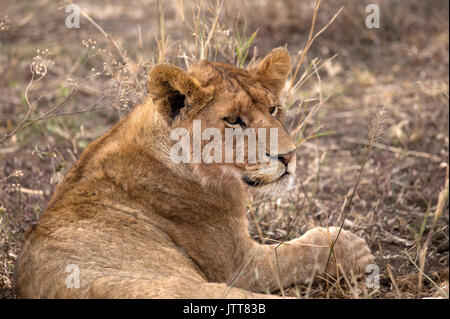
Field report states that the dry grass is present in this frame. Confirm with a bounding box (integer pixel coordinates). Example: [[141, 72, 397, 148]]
[[0, 0, 448, 299]]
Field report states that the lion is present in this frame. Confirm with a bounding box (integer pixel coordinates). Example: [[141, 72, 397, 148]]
[[15, 48, 374, 298]]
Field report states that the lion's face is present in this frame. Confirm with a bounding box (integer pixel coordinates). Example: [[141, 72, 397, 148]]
[[148, 48, 296, 196]]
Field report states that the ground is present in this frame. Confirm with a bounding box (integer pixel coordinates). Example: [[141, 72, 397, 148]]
[[0, 0, 448, 299]]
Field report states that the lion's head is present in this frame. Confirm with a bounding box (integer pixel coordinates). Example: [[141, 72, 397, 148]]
[[148, 48, 296, 196]]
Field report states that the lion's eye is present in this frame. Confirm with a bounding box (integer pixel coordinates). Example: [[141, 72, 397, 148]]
[[269, 105, 280, 116], [224, 114, 244, 127]]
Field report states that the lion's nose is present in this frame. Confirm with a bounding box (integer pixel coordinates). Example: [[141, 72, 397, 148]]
[[277, 151, 296, 167], [266, 150, 296, 167]]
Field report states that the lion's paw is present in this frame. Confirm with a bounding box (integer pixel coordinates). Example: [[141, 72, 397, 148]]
[[302, 226, 374, 277]]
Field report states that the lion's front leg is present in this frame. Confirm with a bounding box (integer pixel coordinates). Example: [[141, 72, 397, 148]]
[[234, 227, 374, 293]]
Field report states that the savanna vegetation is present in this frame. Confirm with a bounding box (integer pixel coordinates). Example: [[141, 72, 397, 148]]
[[0, 0, 448, 299]]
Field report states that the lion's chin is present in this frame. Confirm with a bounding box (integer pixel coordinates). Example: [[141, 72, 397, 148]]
[[244, 172, 295, 198]]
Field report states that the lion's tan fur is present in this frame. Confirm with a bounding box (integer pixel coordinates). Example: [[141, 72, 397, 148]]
[[16, 48, 373, 298]]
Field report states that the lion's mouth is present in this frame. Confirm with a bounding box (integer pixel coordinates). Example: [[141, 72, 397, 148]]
[[242, 176, 261, 187], [242, 171, 291, 187]]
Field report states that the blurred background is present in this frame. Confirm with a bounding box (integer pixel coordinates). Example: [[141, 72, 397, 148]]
[[0, 0, 448, 298]]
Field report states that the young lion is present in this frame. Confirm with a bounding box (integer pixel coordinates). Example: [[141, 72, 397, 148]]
[[16, 48, 374, 298]]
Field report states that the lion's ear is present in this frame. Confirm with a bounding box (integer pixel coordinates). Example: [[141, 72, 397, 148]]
[[251, 47, 291, 96], [148, 63, 209, 119]]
